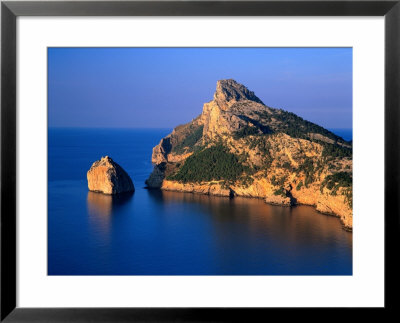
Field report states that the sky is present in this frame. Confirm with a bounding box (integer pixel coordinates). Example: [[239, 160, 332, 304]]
[[48, 48, 352, 129]]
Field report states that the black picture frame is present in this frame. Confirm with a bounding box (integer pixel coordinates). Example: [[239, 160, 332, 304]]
[[1, 0, 399, 321]]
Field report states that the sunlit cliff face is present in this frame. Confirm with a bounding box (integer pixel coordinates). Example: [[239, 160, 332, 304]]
[[146, 79, 353, 230], [87, 156, 135, 195]]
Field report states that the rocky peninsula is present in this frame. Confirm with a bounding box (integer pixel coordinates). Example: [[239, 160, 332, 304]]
[[146, 79, 353, 230], [87, 156, 135, 195]]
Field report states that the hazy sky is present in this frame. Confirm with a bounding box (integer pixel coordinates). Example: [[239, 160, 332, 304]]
[[48, 48, 352, 129]]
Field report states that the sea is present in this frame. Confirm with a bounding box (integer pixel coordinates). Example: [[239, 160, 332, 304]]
[[48, 128, 352, 275]]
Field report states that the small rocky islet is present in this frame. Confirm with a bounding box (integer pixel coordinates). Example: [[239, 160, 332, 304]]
[[87, 79, 353, 230], [87, 156, 134, 195]]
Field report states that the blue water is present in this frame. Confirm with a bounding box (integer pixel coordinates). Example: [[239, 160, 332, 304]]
[[329, 128, 352, 142], [48, 128, 352, 275]]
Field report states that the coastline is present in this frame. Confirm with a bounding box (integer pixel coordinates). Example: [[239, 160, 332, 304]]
[[145, 80, 353, 232], [158, 179, 353, 231]]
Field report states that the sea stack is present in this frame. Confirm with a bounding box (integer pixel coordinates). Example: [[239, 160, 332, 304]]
[[87, 156, 135, 195]]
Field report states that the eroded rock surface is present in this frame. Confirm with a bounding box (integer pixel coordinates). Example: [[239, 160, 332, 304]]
[[87, 156, 134, 195], [146, 79, 353, 229]]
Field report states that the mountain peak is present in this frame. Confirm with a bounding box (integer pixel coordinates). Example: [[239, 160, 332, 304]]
[[214, 79, 264, 106], [147, 78, 353, 229]]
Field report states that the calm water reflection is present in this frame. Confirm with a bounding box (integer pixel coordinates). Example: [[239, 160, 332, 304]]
[[48, 129, 352, 275], [87, 191, 134, 243], [78, 188, 352, 275], [87, 191, 134, 217], [148, 190, 352, 274]]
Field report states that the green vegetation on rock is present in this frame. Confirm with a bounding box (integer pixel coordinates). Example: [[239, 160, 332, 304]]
[[296, 181, 303, 191], [233, 125, 259, 139], [273, 187, 286, 197], [255, 109, 346, 144], [172, 125, 204, 154], [271, 175, 287, 187], [320, 172, 353, 208], [297, 158, 315, 187], [167, 144, 246, 183], [320, 141, 352, 158], [321, 172, 352, 191], [147, 79, 353, 228]]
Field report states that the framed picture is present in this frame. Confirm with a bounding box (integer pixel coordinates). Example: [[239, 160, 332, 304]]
[[1, 0, 399, 320]]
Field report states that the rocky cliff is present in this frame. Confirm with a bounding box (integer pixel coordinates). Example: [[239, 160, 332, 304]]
[[146, 79, 353, 230], [87, 156, 135, 195]]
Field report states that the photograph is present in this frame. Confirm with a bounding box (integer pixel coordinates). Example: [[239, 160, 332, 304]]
[[48, 47, 353, 276]]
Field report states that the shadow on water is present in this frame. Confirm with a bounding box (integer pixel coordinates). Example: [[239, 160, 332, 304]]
[[146, 188, 164, 203]]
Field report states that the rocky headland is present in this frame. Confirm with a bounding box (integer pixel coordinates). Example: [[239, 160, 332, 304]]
[[87, 156, 135, 195], [146, 79, 353, 230]]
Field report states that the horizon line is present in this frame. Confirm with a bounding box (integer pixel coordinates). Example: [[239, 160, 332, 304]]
[[48, 126, 353, 130]]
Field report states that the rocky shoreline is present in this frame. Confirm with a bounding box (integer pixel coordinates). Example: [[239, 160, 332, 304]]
[[158, 179, 352, 230], [146, 79, 353, 231]]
